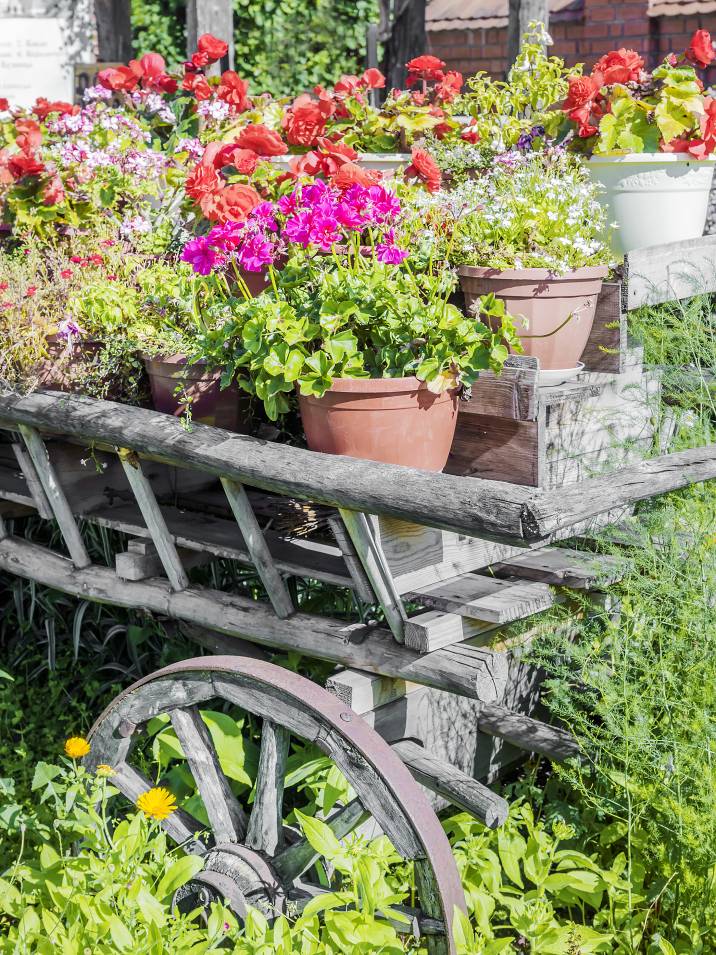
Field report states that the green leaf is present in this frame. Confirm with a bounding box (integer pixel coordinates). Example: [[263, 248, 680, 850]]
[[295, 808, 343, 859], [156, 854, 205, 900], [31, 762, 62, 791], [108, 915, 134, 951]]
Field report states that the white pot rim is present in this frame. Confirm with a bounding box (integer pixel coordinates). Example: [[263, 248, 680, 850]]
[[589, 152, 716, 165]]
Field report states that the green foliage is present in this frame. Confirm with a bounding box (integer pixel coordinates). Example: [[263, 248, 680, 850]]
[[197, 253, 519, 421], [131, 0, 379, 96], [532, 485, 716, 951], [462, 24, 574, 150], [412, 150, 609, 273]]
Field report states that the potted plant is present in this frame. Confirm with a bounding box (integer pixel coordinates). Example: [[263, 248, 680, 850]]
[[183, 180, 520, 470], [409, 148, 610, 376], [561, 31, 716, 254]]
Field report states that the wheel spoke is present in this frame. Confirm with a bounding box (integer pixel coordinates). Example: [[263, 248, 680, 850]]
[[170, 706, 248, 843], [273, 797, 369, 884], [414, 859, 450, 955], [287, 885, 444, 937], [246, 721, 290, 855], [112, 762, 208, 854]]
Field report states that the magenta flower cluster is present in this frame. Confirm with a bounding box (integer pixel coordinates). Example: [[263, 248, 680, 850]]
[[180, 180, 409, 277]]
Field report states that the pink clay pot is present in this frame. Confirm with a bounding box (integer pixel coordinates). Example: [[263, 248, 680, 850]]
[[143, 354, 249, 433], [458, 266, 608, 371], [298, 377, 458, 471]]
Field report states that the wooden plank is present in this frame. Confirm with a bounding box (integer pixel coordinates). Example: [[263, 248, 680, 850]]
[[82, 499, 355, 589], [327, 515, 375, 603], [119, 449, 189, 592], [115, 541, 210, 581], [491, 547, 623, 588], [11, 441, 52, 519], [464, 356, 539, 421], [625, 235, 716, 309], [0, 535, 507, 701], [339, 509, 407, 642], [0, 392, 536, 543], [374, 515, 528, 595], [326, 669, 415, 714], [186, 0, 234, 73], [391, 739, 508, 829], [405, 611, 497, 653], [221, 477, 294, 619], [407, 573, 554, 623], [476, 705, 580, 762], [446, 414, 541, 486], [579, 282, 627, 374], [246, 722, 290, 855], [18, 425, 90, 569], [170, 706, 248, 844]]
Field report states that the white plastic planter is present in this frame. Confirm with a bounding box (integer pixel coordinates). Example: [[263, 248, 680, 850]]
[[587, 154, 716, 256]]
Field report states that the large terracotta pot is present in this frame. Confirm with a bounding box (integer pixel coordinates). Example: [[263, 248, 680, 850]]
[[144, 354, 249, 433], [298, 377, 458, 471], [458, 266, 608, 371], [587, 154, 716, 256]]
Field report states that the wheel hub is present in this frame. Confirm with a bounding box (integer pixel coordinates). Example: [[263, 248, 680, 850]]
[[174, 844, 287, 921]]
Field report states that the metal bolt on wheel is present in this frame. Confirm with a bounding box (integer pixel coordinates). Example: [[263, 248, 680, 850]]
[[87, 656, 466, 954]]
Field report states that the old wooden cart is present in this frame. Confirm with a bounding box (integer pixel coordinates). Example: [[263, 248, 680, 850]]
[[1, 238, 716, 952]]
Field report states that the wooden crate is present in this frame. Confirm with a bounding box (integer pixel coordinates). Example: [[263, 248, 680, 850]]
[[446, 281, 660, 488]]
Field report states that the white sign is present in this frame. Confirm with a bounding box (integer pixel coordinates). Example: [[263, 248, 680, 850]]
[[0, 17, 73, 107]]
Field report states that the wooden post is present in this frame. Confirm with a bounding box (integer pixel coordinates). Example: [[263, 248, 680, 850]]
[[186, 0, 234, 74], [507, 0, 549, 69], [384, 0, 427, 90], [94, 0, 133, 62]]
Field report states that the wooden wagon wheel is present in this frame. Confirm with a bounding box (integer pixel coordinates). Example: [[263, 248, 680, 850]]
[[87, 656, 466, 954]]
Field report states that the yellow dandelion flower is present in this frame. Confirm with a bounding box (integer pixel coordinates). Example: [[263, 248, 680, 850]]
[[64, 736, 91, 759], [136, 787, 177, 821], [95, 764, 115, 777]]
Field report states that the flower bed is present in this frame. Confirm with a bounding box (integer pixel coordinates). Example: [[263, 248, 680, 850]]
[[0, 25, 714, 460]]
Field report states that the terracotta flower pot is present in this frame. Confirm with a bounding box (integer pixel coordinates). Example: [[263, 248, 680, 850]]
[[298, 377, 458, 471], [143, 354, 249, 433], [38, 334, 104, 393], [458, 266, 608, 371]]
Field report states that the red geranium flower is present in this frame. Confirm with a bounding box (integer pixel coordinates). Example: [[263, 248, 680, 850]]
[[206, 183, 261, 224], [0, 99, 8, 111], [197, 33, 229, 63], [312, 85, 337, 117], [42, 175, 65, 206], [213, 144, 259, 175], [15, 118, 42, 151], [404, 147, 441, 192], [406, 54, 445, 85], [217, 70, 250, 111], [182, 72, 212, 100], [60, 269, 72, 279], [564, 74, 601, 112], [361, 68, 385, 89], [435, 70, 463, 103], [185, 162, 221, 203], [332, 161, 382, 190], [282, 94, 328, 147], [8, 152, 45, 180], [334, 74, 362, 96], [33, 98, 76, 120], [129, 53, 177, 93], [98, 65, 139, 92], [592, 49, 644, 85], [686, 29, 715, 69], [235, 124, 287, 156], [461, 127, 480, 144]]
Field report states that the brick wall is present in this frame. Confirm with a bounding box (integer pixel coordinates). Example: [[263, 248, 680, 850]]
[[428, 1, 716, 79]]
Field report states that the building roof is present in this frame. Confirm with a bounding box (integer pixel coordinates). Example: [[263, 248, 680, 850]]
[[647, 0, 716, 15], [426, 0, 583, 32]]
